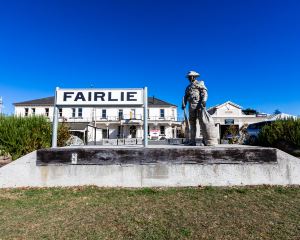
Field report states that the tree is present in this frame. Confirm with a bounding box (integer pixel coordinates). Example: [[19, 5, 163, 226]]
[[242, 108, 257, 115], [274, 109, 281, 115]]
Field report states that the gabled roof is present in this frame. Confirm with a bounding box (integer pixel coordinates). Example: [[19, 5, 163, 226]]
[[148, 96, 176, 107], [14, 96, 55, 106], [14, 96, 176, 107], [208, 101, 242, 111], [207, 101, 242, 115]]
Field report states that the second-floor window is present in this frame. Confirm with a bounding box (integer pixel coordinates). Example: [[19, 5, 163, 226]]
[[71, 108, 82, 118], [130, 109, 136, 119], [59, 108, 63, 117], [25, 108, 29, 116], [45, 108, 49, 117], [78, 108, 83, 118], [102, 109, 106, 119], [160, 109, 165, 118], [31, 108, 36, 115]]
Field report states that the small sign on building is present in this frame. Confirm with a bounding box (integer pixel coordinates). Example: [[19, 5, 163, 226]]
[[225, 119, 235, 125]]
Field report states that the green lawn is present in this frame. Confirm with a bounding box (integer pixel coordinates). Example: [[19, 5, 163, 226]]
[[0, 186, 299, 240]]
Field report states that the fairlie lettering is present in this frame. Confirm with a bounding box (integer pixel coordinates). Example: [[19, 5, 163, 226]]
[[94, 92, 105, 101], [108, 92, 118, 101], [74, 92, 86, 101], [63, 92, 74, 101], [127, 92, 137, 101]]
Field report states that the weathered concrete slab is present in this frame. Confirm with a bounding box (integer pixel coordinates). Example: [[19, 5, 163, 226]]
[[0, 145, 299, 188], [36, 145, 277, 166]]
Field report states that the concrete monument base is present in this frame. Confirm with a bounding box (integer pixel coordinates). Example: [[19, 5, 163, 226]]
[[0, 145, 299, 188]]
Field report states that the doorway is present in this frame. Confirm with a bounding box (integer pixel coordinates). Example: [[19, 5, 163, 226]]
[[129, 126, 137, 138], [220, 125, 239, 140]]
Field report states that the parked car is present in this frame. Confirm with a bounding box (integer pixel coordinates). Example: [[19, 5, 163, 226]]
[[246, 121, 273, 145]]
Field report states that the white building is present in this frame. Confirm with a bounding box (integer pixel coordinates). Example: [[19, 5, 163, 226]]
[[207, 101, 268, 139], [14, 96, 181, 143], [267, 113, 298, 121]]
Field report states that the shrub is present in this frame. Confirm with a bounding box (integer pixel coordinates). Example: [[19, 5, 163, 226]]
[[57, 121, 71, 147], [0, 116, 70, 160], [223, 125, 239, 144], [258, 118, 300, 156]]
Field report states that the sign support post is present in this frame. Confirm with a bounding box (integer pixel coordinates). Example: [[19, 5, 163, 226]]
[[143, 86, 148, 147], [51, 87, 59, 148]]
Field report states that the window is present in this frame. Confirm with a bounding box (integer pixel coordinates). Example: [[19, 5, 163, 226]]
[[172, 109, 175, 118], [118, 109, 123, 120], [45, 108, 49, 117], [25, 108, 29, 117], [72, 108, 76, 118], [130, 109, 136, 119], [31, 108, 36, 115], [78, 108, 83, 118], [160, 126, 165, 135], [160, 109, 165, 118], [147, 109, 150, 119], [102, 109, 106, 119], [59, 108, 63, 117]]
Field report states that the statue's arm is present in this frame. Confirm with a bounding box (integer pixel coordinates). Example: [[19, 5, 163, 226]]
[[182, 87, 189, 109], [198, 81, 208, 107], [201, 88, 208, 107]]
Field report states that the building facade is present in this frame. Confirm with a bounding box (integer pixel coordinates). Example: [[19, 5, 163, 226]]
[[208, 101, 268, 139], [180, 101, 270, 141], [14, 96, 181, 143]]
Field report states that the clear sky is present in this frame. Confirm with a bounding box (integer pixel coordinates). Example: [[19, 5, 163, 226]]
[[0, 0, 299, 116]]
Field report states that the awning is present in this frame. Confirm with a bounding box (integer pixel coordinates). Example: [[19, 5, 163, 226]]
[[67, 122, 89, 131], [121, 119, 143, 125]]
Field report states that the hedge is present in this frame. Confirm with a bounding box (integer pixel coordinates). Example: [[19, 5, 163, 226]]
[[258, 118, 300, 156], [0, 116, 70, 160]]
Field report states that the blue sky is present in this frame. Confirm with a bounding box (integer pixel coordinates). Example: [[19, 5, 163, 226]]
[[0, 0, 299, 116]]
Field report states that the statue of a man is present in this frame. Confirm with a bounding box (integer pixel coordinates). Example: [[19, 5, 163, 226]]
[[182, 71, 218, 146]]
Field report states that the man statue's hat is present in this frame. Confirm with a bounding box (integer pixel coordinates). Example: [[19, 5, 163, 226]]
[[186, 71, 200, 78]]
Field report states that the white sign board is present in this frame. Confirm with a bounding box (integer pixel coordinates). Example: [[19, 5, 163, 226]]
[[56, 88, 144, 106], [150, 129, 159, 136], [51, 87, 148, 148]]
